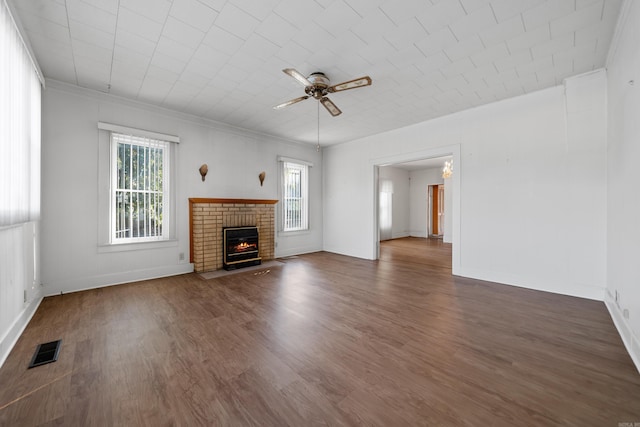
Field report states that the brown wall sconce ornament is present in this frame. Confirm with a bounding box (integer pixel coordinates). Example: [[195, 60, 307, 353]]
[[199, 164, 208, 182], [259, 171, 266, 186]]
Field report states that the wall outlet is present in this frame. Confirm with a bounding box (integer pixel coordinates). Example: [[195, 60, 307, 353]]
[[623, 308, 630, 319], [23, 290, 27, 303], [179, 252, 185, 261]]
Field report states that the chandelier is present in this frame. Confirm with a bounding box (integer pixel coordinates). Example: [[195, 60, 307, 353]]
[[442, 160, 453, 179]]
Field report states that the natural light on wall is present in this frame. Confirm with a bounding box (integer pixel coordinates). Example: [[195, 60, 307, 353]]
[[0, 0, 42, 227], [379, 179, 393, 241]]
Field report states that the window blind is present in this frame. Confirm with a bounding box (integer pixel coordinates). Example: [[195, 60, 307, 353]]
[[0, 0, 41, 227]]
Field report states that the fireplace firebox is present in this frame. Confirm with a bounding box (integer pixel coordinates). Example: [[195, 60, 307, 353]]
[[223, 226, 261, 270]]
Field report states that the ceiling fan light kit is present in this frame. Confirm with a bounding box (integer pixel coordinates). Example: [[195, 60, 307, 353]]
[[274, 68, 372, 117]]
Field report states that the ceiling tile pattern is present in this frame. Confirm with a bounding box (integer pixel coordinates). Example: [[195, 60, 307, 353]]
[[13, 0, 622, 145]]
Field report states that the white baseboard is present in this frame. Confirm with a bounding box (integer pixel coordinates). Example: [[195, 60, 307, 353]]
[[0, 296, 43, 369], [44, 264, 194, 296], [391, 232, 410, 239], [455, 267, 606, 301], [605, 296, 640, 374], [275, 245, 321, 258]]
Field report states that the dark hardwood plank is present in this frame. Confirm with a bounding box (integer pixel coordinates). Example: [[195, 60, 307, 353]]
[[0, 237, 639, 425]]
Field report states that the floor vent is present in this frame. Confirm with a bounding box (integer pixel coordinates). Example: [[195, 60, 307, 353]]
[[28, 340, 61, 369]]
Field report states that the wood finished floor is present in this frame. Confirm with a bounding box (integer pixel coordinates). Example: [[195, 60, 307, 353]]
[[1, 237, 639, 426]]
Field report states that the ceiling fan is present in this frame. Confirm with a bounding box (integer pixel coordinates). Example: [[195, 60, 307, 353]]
[[273, 68, 372, 117]]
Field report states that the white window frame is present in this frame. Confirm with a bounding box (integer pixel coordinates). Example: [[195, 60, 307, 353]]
[[98, 122, 178, 248], [279, 157, 312, 232]]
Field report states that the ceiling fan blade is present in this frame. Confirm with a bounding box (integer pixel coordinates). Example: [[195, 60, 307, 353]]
[[320, 97, 342, 116], [273, 95, 309, 110], [283, 68, 312, 87], [327, 76, 372, 93]]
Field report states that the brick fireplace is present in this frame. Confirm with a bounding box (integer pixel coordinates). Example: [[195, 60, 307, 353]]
[[189, 198, 278, 273]]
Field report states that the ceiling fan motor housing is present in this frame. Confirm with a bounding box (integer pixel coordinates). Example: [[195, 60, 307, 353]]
[[305, 72, 330, 99]]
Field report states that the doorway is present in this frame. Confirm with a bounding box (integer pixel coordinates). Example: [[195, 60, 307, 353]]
[[372, 145, 460, 274], [429, 184, 444, 237]]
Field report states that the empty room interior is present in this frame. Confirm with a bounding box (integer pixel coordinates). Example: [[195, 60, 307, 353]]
[[2, 0, 640, 424]]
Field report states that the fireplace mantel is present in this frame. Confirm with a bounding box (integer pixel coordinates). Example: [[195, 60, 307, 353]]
[[189, 198, 278, 272], [189, 198, 278, 205]]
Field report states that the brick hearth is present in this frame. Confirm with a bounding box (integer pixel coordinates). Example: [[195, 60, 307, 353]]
[[189, 198, 278, 272]]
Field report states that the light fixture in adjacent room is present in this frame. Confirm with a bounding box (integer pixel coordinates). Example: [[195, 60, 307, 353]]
[[442, 160, 453, 179]]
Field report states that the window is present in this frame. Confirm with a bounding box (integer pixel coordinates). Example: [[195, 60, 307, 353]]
[[281, 160, 309, 231], [0, 1, 42, 227], [379, 179, 393, 241], [110, 132, 170, 243]]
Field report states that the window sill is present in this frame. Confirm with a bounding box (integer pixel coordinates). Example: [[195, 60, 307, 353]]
[[98, 239, 178, 253], [278, 230, 310, 237]]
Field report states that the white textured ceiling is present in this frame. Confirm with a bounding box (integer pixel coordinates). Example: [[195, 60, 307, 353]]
[[13, 0, 622, 145]]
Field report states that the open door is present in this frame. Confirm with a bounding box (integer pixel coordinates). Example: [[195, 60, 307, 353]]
[[429, 184, 444, 237]]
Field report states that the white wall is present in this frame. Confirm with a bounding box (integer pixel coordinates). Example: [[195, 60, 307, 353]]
[[443, 176, 452, 243], [378, 166, 410, 240], [0, 222, 42, 366], [324, 70, 607, 300], [408, 167, 443, 238], [606, 0, 640, 370], [41, 81, 323, 295]]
